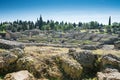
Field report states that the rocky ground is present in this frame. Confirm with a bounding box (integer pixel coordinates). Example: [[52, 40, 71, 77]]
[[0, 31, 120, 80], [0, 44, 120, 80]]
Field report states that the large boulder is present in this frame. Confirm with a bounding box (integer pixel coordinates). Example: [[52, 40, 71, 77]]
[[17, 56, 63, 79], [68, 50, 99, 78], [43, 58, 63, 80], [69, 51, 96, 69], [0, 51, 18, 68], [100, 54, 120, 70], [57, 55, 83, 79], [4, 70, 36, 80], [16, 56, 36, 73], [97, 68, 120, 80]]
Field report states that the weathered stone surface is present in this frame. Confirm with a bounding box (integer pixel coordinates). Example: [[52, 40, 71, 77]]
[[69, 51, 96, 69], [100, 54, 120, 70], [0, 39, 24, 49], [17, 56, 63, 79], [4, 70, 36, 80], [16, 56, 35, 71], [97, 68, 120, 80], [0, 51, 18, 68], [58, 55, 83, 79]]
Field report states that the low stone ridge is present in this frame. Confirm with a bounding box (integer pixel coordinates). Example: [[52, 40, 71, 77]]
[[80, 44, 103, 50], [103, 37, 118, 45], [0, 39, 24, 49], [1, 31, 118, 49], [0, 39, 78, 49]]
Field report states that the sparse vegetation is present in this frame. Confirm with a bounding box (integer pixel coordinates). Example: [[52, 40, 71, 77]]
[[0, 0, 120, 79]]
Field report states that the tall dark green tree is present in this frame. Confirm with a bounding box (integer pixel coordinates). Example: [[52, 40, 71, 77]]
[[109, 16, 111, 26], [73, 23, 76, 27], [36, 15, 43, 30], [39, 15, 43, 29], [78, 22, 82, 27]]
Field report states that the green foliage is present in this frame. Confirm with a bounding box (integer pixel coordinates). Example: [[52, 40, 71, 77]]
[[78, 22, 82, 27], [50, 21, 55, 30], [42, 25, 51, 30], [0, 15, 120, 34], [89, 21, 99, 29], [0, 74, 4, 80], [0, 24, 7, 31], [105, 25, 112, 34], [36, 15, 43, 30]]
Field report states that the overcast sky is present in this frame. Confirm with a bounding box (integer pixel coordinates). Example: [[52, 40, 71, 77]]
[[0, 0, 120, 24]]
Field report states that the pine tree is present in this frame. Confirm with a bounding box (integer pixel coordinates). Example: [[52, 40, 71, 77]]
[[36, 15, 43, 30], [39, 15, 43, 30]]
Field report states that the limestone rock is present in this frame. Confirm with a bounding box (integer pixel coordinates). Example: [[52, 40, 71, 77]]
[[17, 56, 35, 71], [58, 55, 83, 79], [4, 70, 36, 80], [0, 51, 18, 68], [0, 39, 24, 49], [100, 54, 120, 70], [17, 56, 63, 79], [69, 51, 96, 69], [97, 68, 120, 80]]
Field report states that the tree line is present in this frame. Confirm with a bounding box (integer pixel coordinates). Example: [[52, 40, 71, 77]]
[[0, 16, 120, 34]]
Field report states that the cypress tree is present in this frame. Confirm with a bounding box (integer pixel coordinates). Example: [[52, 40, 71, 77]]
[[109, 16, 111, 26]]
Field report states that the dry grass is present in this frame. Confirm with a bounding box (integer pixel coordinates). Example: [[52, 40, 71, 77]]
[[92, 49, 120, 56], [0, 49, 6, 53], [23, 45, 120, 58], [24, 46, 69, 57]]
